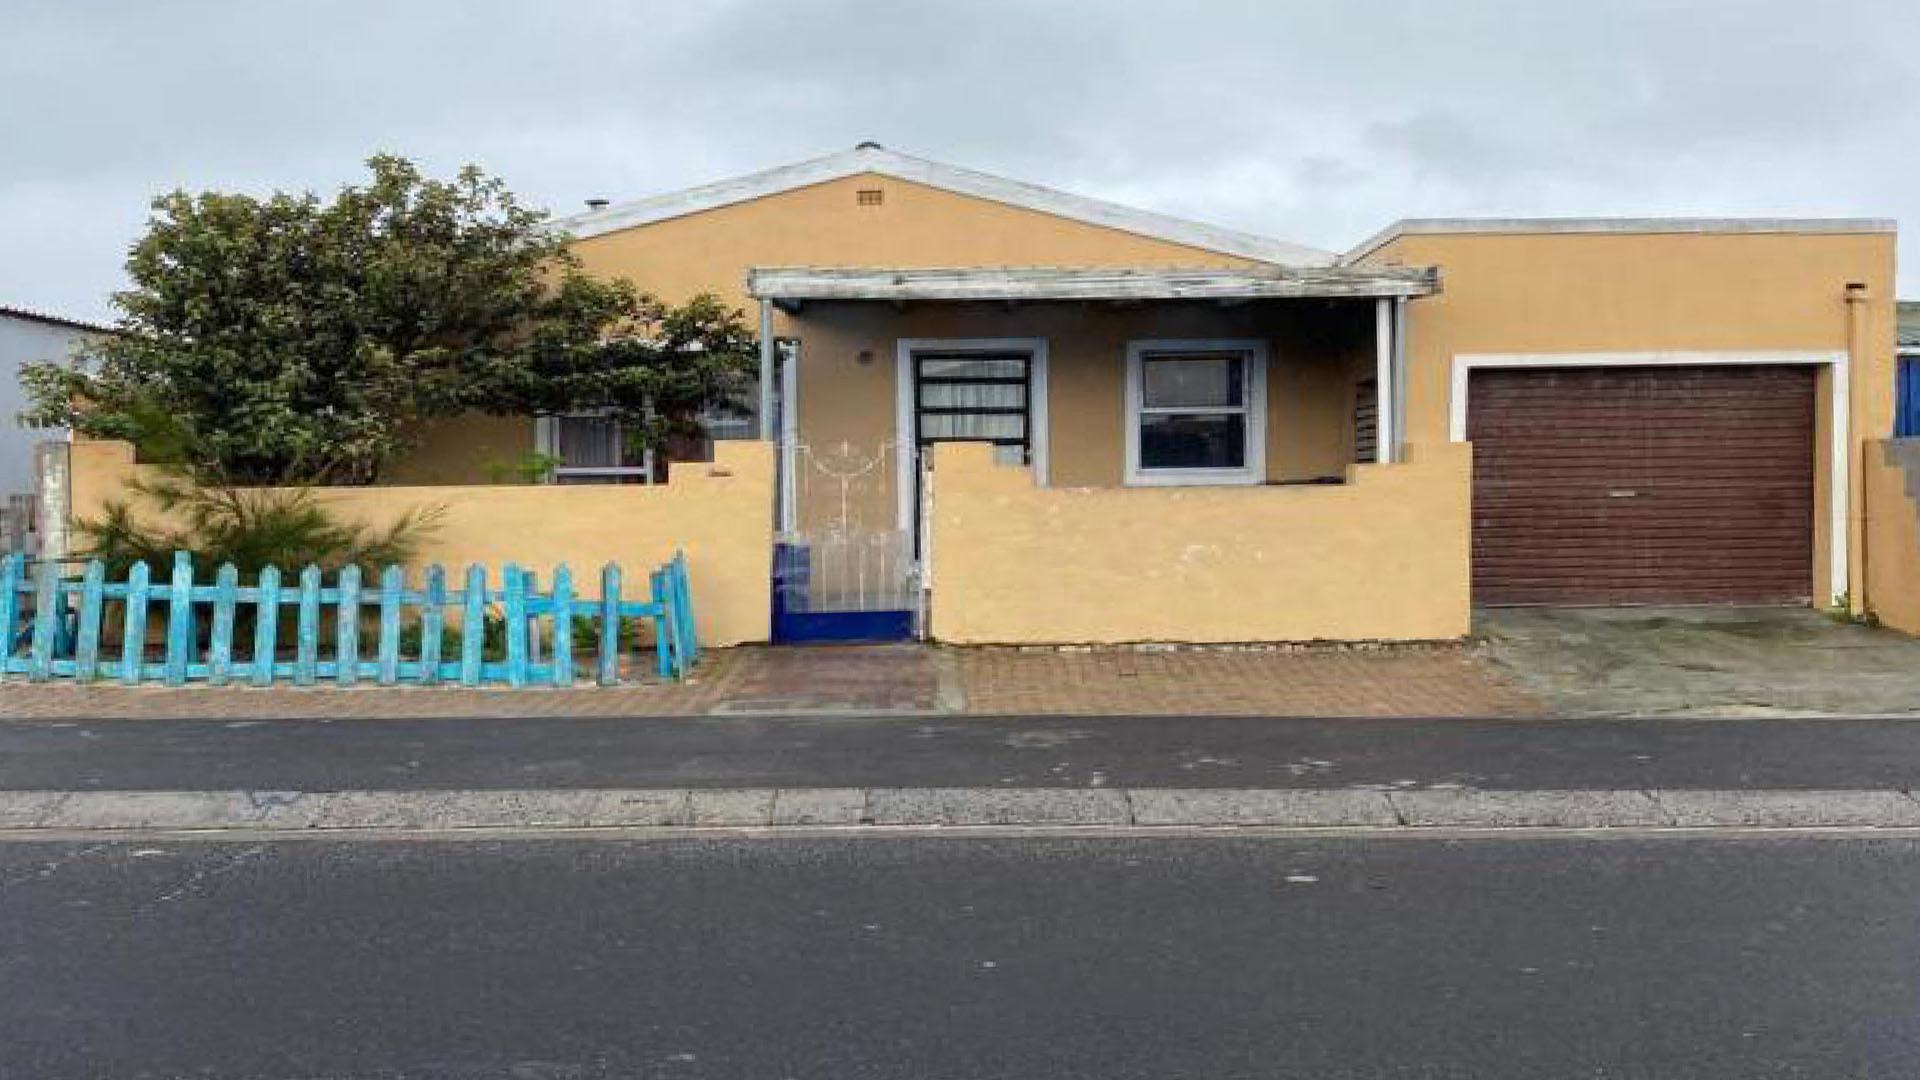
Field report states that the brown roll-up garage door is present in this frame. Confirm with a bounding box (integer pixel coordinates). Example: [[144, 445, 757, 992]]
[[1469, 365, 1816, 606]]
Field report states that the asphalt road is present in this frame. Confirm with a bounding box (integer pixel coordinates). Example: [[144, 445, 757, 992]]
[[3, 831, 1920, 1078], [8, 713, 1920, 791]]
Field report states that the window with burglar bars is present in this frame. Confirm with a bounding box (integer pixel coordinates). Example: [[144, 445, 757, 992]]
[[542, 413, 654, 484], [913, 352, 1032, 467]]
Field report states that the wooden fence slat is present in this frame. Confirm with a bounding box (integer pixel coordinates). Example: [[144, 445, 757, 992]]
[[460, 564, 486, 687], [208, 563, 239, 685], [335, 565, 361, 687], [377, 565, 403, 685], [651, 568, 672, 679], [672, 552, 698, 668], [0, 553, 22, 677], [598, 563, 621, 686], [502, 563, 528, 688], [295, 565, 321, 686], [551, 564, 574, 687], [163, 552, 194, 687], [252, 565, 280, 687], [524, 570, 541, 667], [74, 560, 106, 683], [420, 564, 445, 686], [28, 559, 59, 682], [120, 561, 150, 685]]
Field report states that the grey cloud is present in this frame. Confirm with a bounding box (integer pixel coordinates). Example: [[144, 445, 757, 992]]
[[3, 0, 1917, 322]]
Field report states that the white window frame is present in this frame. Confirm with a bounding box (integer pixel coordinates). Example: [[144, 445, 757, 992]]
[[1124, 339, 1269, 486], [534, 411, 656, 484]]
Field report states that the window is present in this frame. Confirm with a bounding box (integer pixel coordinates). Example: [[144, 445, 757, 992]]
[[1125, 340, 1267, 485], [856, 188, 884, 206], [540, 413, 654, 485]]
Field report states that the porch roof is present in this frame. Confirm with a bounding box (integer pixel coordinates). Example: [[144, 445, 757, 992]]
[[746, 265, 1439, 307]]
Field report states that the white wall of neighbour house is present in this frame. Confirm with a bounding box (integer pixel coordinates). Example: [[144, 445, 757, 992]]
[[0, 314, 84, 496]]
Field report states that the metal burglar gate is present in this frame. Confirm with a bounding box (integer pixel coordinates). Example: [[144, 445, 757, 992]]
[[772, 439, 919, 644]]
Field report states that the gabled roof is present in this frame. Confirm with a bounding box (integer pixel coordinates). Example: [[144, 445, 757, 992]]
[[1346, 217, 1897, 264], [0, 303, 112, 335], [748, 265, 1437, 305], [552, 143, 1337, 268]]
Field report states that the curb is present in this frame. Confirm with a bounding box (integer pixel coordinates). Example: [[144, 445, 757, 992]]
[[6, 787, 1920, 832]]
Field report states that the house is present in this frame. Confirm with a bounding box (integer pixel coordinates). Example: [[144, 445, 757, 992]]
[[73, 144, 1911, 646], [1, 305, 106, 550]]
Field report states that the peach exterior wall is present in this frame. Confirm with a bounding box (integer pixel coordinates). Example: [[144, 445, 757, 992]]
[[568, 173, 1259, 310], [1865, 440, 1920, 634], [779, 300, 1374, 533], [1361, 230, 1897, 610], [67, 439, 774, 646], [383, 414, 538, 487], [928, 441, 1473, 644], [405, 171, 1261, 486]]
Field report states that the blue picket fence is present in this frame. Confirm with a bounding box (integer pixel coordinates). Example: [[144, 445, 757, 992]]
[[0, 551, 699, 688]]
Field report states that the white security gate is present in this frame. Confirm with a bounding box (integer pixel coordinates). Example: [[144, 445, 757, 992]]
[[772, 440, 919, 643]]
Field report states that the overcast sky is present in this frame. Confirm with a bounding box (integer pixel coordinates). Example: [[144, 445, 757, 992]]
[[4, 0, 1918, 322]]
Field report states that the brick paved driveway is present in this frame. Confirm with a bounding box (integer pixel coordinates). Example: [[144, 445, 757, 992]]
[[0, 643, 1537, 719]]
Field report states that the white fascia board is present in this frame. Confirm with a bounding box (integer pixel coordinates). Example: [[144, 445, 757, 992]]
[[551, 146, 1337, 268], [1344, 216, 1898, 265]]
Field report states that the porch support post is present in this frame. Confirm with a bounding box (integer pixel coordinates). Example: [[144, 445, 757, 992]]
[[1392, 296, 1409, 462], [757, 299, 776, 441], [779, 338, 799, 534], [1374, 297, 1395, 464]]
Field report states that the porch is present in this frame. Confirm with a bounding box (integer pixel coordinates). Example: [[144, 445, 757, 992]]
[[749, 264, 1461, 644]]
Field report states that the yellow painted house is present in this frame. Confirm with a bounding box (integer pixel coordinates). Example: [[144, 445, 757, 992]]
[[87, 143, 1906, 647]]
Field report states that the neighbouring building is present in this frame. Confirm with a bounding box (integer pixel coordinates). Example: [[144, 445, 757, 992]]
[[1, 305, 101, 492], [70, 144, 1915, 645], [2, 305, 105, 550]]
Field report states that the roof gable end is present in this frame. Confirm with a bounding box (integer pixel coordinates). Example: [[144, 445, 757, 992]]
[[554, 145, 1336, 268]]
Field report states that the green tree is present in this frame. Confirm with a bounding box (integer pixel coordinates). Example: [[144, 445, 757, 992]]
[[21, 155, 756, 485]]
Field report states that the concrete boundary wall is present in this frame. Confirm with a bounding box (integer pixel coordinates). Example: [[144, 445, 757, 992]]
[[66, 439, 775, 645], [928, 441, 1473, 644], [1867, 439, 1920, 634]]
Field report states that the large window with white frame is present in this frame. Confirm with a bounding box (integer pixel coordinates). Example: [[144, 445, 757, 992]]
[[1125, 339, 1268, 485]]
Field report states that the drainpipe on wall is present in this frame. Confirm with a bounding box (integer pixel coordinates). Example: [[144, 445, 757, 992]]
[[1846, 281, 1871, 617]]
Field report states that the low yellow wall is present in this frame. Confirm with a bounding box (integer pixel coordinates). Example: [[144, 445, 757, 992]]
[[928, 441, 1472, 644], [68, 440, 774, 646], [1865, 439, 1920, 634]]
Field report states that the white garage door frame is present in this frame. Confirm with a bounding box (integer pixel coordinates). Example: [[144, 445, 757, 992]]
[[1448, 350, 1850, 605]]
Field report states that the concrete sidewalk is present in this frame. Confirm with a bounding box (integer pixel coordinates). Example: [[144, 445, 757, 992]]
[[6, 786, 1920, 832]]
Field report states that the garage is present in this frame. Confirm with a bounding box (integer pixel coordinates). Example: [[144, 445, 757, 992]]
[[1468, 365, 1817, 606]]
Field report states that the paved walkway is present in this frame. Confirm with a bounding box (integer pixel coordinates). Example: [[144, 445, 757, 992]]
[[0, 642, 1536, 720], [959, 646, 1537, 716], [1480, 606, 1920, 718]]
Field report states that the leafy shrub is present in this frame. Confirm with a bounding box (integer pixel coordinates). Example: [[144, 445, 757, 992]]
[[78, 473, 444, 579]]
